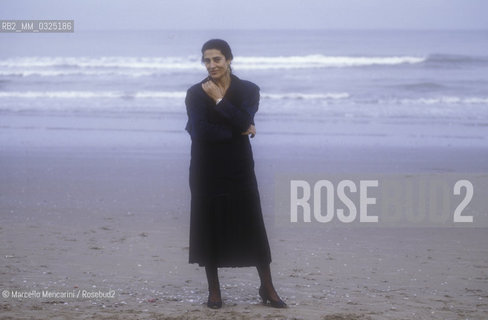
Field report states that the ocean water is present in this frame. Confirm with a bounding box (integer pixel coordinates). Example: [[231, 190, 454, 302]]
[[0, 29, 487, 124]]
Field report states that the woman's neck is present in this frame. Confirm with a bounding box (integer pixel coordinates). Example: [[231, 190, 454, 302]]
[[214, 72, 231, 91]]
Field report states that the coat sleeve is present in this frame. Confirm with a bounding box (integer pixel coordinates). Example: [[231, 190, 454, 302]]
[[213, 83, 259, 132], [185, 87, 233, 142]]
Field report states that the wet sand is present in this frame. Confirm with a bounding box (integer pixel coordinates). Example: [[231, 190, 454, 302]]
[[1, 112, 488, 319]]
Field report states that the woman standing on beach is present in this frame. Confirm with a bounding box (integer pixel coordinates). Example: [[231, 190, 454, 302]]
[[185, 39, 287, 309]]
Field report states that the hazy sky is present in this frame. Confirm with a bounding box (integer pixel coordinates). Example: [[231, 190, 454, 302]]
[[1, 0, 487, 30]]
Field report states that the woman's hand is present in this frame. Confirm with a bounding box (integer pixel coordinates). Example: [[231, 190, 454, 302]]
[[202, 80, 224, 103], [241, 124, 256, 138]]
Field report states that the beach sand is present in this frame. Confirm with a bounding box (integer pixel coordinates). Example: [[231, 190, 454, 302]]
[[1, 112, 488, 319]]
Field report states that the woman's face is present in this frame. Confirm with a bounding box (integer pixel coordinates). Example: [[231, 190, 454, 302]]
[[202, 49, 231, 80]]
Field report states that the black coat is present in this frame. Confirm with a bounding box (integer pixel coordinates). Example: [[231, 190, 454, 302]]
[[185, 74, 272, 267]]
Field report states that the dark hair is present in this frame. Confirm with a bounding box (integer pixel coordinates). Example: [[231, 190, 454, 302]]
[[201, 39, 234, 62]]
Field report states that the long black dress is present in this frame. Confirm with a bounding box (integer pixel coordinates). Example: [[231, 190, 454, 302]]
[[185, 74, 272, 267]]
